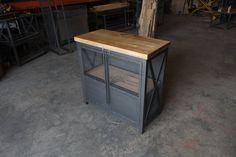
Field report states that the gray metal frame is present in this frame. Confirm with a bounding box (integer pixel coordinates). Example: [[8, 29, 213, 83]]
[[39, 0, 79, 55], [95, 8, 135, 30], [77, 43, 168, 133], [0, 13, 47, 65], [210, 12, 236, 29]]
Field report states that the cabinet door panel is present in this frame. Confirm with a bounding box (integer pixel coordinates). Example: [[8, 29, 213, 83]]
[[107, 53, 142, 123]]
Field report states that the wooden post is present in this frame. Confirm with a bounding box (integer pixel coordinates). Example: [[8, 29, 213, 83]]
[[138, 0, 158, 38]]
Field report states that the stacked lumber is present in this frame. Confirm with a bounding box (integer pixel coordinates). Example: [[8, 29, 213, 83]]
[[138, 0, 158, 38]]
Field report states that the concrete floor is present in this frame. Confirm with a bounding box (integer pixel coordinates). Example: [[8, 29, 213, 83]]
[[0, 15, 236, 157]]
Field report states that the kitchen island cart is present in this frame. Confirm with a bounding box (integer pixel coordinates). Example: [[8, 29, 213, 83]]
[[74, 29, 170, 133]]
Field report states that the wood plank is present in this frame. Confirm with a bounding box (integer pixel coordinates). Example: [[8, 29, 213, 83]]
[[86, 64, 153, 95], [138, 0, 158, 38], [91, 2, 129, 13], [74, 29, 170, 60]]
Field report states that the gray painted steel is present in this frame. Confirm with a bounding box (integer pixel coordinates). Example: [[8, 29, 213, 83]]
[[77, 43, 169, 133], [0, 13, 47, 65]]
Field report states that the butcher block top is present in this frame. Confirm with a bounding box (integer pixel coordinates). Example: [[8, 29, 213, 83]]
[[74, 29, 170, 60]]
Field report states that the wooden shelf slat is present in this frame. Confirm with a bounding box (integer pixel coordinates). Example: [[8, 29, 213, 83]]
[[86, 64, 153, 95]]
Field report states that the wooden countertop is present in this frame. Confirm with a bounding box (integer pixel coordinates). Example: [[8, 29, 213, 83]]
[[74, 29, 170, 60], [90, 2, 129, 13]]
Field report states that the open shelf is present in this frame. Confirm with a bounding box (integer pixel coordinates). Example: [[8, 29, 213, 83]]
[[86, 64, 153, 96]]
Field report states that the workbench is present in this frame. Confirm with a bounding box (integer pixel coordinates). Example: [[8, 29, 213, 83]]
[[90, 2, 134, 29], [74, 29, 170, 133]]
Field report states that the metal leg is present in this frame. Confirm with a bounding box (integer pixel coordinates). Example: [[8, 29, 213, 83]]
[[47, 0, 60, 49], [6, 22, 21, 65], [227, 14, 232, 29], [78, 45, 87, 104], [124, 9, 127, 27], [60, 0, 72, 53], [95, 13, 99, 29], [158, 51, 168, 112], [104, 51, 110, 104], [12, 45, 21, 65], [103, 15, 107, 29], [139, 60, 147, 133]]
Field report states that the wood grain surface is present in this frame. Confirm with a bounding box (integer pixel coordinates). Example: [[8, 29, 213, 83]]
[[74, 29, 170, 60], [86, 64, 153, 94], [138, 0, 158, 38], [91, 2, 129, 13]]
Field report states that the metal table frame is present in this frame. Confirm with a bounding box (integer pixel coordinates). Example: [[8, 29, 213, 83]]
[[95, 8, 135, 30]]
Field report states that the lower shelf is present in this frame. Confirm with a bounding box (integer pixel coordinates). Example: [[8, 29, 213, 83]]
[[86, 64, 153, 95]]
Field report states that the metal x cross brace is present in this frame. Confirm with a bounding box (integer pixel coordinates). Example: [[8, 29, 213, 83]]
[[144, 52, 167, 124]]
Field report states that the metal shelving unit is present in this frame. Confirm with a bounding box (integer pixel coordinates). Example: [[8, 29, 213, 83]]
[[39, 0, 78, 55], [0, 13, 47, 65]]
